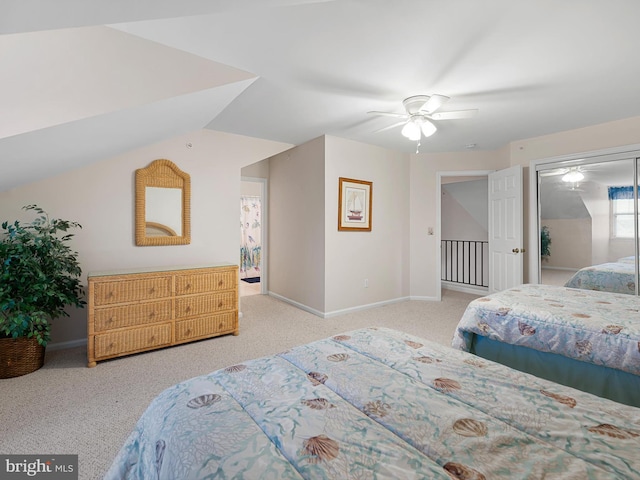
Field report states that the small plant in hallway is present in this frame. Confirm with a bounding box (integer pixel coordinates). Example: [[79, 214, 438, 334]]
[[540, 225, 551, 261]]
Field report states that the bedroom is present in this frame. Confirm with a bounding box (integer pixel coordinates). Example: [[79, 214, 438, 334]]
[[2, 1, 640, 478]]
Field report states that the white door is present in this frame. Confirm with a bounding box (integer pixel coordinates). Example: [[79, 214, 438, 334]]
[[488, 165, 523, 292]]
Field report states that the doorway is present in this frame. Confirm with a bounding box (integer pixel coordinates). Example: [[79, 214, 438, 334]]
[[240, 177, 267, 296], [436, 171, 491, 299]]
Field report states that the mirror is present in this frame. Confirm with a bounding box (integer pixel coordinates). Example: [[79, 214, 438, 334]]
[[537, 157, 638, 294], [135, 159, 191, 246]]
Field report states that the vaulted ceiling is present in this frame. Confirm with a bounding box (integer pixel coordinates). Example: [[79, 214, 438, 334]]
[[3, 0, 640, 191]]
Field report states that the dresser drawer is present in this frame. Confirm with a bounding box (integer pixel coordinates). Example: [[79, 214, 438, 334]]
[[94, 276, 172, 305], [175, 312, 237, 342], [175, 292, 237, 318], [175, 269, 236, 296], [94, 324, 172, 359], [87, 265, 238, 367], [93, 300, 172, 332]]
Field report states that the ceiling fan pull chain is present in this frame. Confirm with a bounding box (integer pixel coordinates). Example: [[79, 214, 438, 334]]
[[416, 138, 421, 153]]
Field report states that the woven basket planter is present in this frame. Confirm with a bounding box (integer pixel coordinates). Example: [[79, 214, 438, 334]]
[[0, 336, 45, 378]]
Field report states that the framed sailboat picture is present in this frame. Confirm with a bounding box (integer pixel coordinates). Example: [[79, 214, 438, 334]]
[[338, 177, 372, 231]]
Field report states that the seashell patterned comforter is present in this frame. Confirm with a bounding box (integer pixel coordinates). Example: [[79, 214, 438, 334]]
[[564, 261, 637, 294], [106, 327, 640, 479], [452, 284, 640, 377]]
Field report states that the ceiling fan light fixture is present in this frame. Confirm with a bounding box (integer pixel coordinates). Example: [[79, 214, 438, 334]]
[[370, 94, 474, 143], [420, 119, 437, 137], [401, 120, 421, 141], [562, 170, 584, 183]]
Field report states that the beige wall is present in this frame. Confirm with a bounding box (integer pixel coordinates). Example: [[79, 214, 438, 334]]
[[266, 135, 410, 316], [442, 187, 488, 242], [510, 116, 640, 167], [324, 136, 410, 314], [268, 137, 326, 313], [541, 218, 592, 269], [241, 157, 270, 179], [241, 181, 262, 196], [0, 129, 292, 347], [580, 182, 610, 265]]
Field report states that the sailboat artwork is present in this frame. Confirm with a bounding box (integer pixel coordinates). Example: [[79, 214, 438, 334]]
[[338, 177, 372, 231], [347, 188, 364, 221]]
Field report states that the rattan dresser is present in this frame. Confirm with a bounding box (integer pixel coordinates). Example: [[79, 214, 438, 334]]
[[87, 264, 238, 367]]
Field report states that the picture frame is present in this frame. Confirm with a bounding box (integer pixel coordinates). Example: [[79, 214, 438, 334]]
[[338, 177, 372, 231]]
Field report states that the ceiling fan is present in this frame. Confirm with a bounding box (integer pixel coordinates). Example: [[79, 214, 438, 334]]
[[367, 94, 478, 141], [539, 166, 593, 192], [539, 166, 593, 183]]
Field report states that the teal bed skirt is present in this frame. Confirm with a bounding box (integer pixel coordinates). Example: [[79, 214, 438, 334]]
[[471, 334, 640, 408]]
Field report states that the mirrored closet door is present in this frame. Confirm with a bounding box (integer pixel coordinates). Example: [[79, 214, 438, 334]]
[[535, 154, 640, 295]]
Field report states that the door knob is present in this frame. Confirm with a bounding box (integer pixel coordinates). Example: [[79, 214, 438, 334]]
[[512, 248, 520, 253]]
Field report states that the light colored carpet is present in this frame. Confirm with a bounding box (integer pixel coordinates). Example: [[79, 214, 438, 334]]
[[0, 290, 479, 480]]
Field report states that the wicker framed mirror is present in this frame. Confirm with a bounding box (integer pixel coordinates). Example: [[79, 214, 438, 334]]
[[135, 159, 191, 246]]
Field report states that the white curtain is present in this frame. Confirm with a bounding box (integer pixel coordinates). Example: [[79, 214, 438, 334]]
[[240, 196, 262, 278]]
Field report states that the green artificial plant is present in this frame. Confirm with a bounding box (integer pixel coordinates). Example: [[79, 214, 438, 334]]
[[0, 205, 85, 346], [540, 225, 551, 260]]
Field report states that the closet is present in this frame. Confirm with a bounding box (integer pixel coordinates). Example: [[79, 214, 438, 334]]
[[532, 150, 640, 295]]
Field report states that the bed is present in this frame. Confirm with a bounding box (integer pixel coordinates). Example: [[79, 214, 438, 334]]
[[453, 284, 640, 407], [564, 260, 636, 294], [106, 327, 640, 479]]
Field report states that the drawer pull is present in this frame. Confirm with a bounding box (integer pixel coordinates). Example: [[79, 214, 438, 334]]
[[185, 329, 191, 336], [149, 311, 155, 318], [149, 287, 155, 294], [218, 280, 224, 287], [107, 317, 113, 324], [149, 336, 155, 343], [185, 306, 191, 313], [185, 284, 191, 290], [218, 302, 223, 308], [107, 291, 114, 298]]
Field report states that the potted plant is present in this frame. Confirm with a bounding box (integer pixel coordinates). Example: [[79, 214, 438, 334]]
[[540, 225, 552, 261], [0, 205, 85, 378]]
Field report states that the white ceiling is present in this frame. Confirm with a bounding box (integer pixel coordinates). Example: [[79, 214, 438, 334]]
[[3, 0, 640, 191]]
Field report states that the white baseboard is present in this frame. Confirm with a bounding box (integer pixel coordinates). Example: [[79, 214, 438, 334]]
[[47, 338, 86, 351], [409, 295, 440, 301], [324, 297, 410, 318], [442, 282, 488, 296], [268, 292, 326, 317], [267, 292, 410, 318], [541, 266, 579, 272]]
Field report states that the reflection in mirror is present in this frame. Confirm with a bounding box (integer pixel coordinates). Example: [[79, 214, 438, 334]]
[[146, 187, 182, 236], [538, 158, 638, 294], [135, 159, 191, 246]]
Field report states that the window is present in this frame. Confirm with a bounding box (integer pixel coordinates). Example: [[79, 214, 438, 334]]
[[609, 186, 636, 238]]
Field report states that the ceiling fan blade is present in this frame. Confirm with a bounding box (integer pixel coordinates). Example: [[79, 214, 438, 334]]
[[374, 121, 406, 133], [420, 94, 449, 114], [367, 111, 408, 119], [539, 168, 569, 177], [430, 109, 478, 120]]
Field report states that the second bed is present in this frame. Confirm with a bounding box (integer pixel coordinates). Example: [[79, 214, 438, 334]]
[[453, 283, 640, 407]]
